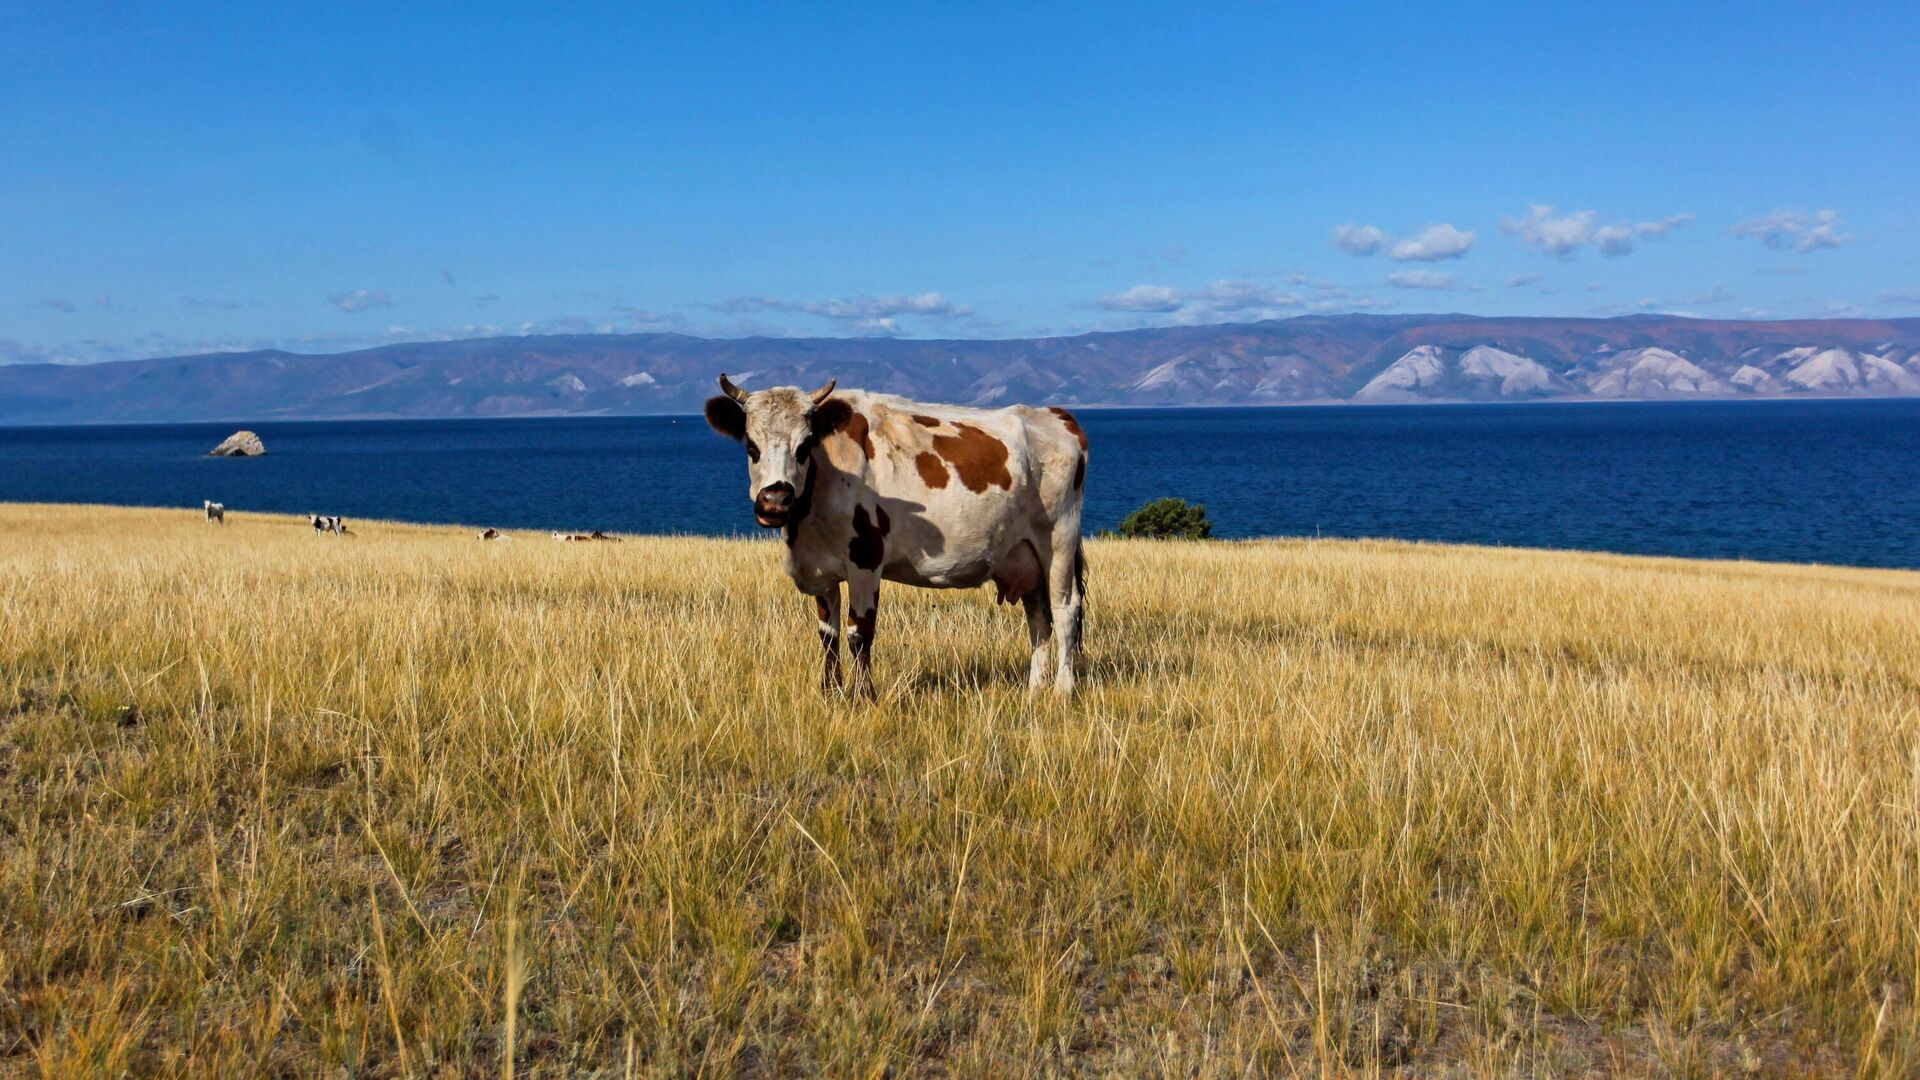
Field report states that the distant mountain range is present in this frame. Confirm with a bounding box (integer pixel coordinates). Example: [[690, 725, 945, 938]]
[[3, 314, 1919, 425]]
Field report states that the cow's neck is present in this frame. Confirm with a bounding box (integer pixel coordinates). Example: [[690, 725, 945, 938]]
[[782, 457, 819, 547]]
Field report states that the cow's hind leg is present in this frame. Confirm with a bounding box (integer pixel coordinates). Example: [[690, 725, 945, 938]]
[[845, 572, 881, 700], [1022, 591, 1053, 692], [1047, 527, 1086, 695], [812, 586, 844, 693]]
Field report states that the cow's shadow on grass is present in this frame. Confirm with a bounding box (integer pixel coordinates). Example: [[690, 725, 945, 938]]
[[901, 641, 1195, 696]]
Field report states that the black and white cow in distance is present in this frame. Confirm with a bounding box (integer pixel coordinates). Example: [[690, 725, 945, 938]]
[[705, 375, 1088, 697], [203, 500, 225, 525], [310, 514, 348, 537]]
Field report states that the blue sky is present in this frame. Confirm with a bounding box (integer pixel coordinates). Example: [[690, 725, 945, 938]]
[[5, 1, 1919, 363]]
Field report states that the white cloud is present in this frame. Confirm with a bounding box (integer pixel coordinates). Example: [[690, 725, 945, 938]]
[[1634, 214, 1693, 240], [1591, 225, 1634, 256], [1389, 223, 1476, 262], [800, 292, 969, 319], [1308, 292, 1396, 313], [1093, 284, 1185, 312], [1876, 290, 1920, 305], [1186, 280, 1306, 313], [1502, 206, 1595, 257], [1331, 224, 1388, 257], [328, 288, 392, 313], [1594, 214, 1695, 256], [1333, 222, 1475, 261], [1730, 209, 1852, 252], [1502, 205, 1692, 258], [1505, 273, 1543, 288], [1635, 286, 1734, 311], [1387, 270, 1457, 290], [716, 291, 972, 321], [1094, 280, 1307, 323]]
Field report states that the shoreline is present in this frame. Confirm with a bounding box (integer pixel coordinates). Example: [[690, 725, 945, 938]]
[[5, 500, 1916, 581]]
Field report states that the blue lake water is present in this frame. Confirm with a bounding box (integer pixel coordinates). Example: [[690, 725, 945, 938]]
[[1, 399, 1917, 569]]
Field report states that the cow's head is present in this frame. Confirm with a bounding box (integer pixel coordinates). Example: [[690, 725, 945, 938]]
[[705, 374, 837, 529]]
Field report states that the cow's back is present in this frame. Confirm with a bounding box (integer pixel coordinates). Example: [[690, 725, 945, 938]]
[[798, 391, 1084, 589]]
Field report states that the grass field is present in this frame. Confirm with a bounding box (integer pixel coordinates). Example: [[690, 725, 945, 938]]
[[3, 503, 1917, 1076]]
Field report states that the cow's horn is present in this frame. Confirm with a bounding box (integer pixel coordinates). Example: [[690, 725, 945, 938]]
[[809, 378, 837, 405], [718, 373, 747, 403]]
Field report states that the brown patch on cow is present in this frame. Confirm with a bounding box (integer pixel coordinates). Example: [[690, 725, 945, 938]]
[[915, 452, 950, 489], [811, 400, 872, 458], [930, 424, 1013, 492], [1048, 406, 1088, 451], [813, 596, 833, 623], [848, 504, 891, 570], [1073, 453, 1085, 491], [844, 412, 874, 459], [911, 414, 941, 427], [992, 539, 1043, 606], [814, 400, 875, 459]]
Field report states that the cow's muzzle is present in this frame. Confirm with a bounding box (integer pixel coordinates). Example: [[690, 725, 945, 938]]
[[753, 482, 796, 528]]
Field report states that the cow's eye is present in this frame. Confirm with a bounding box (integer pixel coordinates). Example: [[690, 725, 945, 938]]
[[795, 436, 815, 463], [746, 439, 761, 462]]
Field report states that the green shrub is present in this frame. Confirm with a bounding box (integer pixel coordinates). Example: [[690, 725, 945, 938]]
[[1114, 497, 1213, 540]]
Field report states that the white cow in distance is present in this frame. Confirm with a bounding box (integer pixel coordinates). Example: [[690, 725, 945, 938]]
[[310, 515, 351, 537]]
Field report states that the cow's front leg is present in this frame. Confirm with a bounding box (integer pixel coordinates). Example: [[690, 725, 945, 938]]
[[811, 585, 844, 693], [845, 572, 881, 700]]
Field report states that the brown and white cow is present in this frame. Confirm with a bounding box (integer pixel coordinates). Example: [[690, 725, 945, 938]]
[[705, 375, 1088, 697]]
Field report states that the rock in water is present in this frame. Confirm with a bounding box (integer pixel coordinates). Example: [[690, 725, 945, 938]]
[[209, 430, 266, 457]]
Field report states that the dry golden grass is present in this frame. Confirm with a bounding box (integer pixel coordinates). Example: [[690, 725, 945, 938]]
[[2, 502, 1917, 1077]]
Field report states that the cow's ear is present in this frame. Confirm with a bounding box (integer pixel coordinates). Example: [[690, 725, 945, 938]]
[[811, 398, 852, 437], [704, 396, 746, 440]]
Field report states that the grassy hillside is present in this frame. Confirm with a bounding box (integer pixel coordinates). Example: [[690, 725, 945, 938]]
[[3, 504, 1916, 1076]]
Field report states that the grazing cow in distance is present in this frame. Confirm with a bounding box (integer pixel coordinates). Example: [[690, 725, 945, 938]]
[[478, 528, 508, 541], [311, 514, 346, 537], [705, 374, 1087, 697], [203, 500, 225, 526]]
